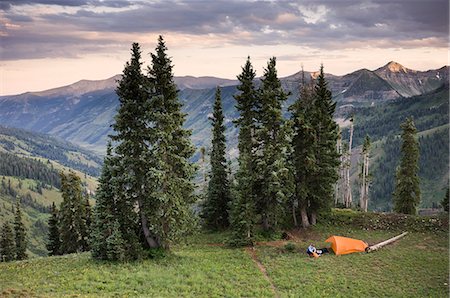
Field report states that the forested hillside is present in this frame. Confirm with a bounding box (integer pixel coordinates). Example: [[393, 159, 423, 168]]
[[0, 128, 100, 256], [0, 125, 102, 176], [343, 84, 449, 211]]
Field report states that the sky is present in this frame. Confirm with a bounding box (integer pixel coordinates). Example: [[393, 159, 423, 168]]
[[0, 0, 448, 95]]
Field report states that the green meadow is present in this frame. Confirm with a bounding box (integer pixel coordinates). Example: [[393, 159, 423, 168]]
[[1, 222, 448, 297]]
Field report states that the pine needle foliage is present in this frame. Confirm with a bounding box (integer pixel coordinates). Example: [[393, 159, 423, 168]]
[[393, 117, 421, 214], [202, 87, 231, 230], [14, 201, 27, 260], [47, 202, 61, 256]]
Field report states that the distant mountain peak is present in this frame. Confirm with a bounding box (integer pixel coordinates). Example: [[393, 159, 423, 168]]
[[382, 61, 409, 73]]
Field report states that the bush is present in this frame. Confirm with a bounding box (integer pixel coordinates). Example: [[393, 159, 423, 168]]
[[319, 208, 449, 232], [284, 242, 297, 252]]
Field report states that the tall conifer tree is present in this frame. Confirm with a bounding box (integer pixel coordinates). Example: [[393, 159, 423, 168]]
[[229, 57, 258, 246], [202, 87, 231, 229], [111, 42, 154, 256], [47, 202, 61, 256], [255, 57, 291, 230], [145, 36, 197, 249], [14, 201, 27, 260], [393, 117, 421, 214], [289, 71, 316, 228], [309, 65, 340, 224]]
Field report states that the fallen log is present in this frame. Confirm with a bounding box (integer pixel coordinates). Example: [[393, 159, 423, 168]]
[[366, 232, 408, 253]]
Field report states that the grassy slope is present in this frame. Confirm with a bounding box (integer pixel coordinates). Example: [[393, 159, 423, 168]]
[[1, 226, 447, 297]]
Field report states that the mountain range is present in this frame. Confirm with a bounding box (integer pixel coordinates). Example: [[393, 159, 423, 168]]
[[0, 61, 447, 155]]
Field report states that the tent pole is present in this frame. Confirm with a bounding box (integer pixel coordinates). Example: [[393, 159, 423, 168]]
[[366, 232, 408, 253]]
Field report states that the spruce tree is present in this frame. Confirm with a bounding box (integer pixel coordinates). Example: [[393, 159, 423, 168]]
[[14, 201, 27, 260], [47, 202, 61, 256], [59, 171, 89, 254], [289, 71, 316, 228], [393, 117, 421, 214], [229, 57, 258, 246], [91, 143, 127, 260], [202, 87, 231, 229], [308, 65, 340, 224], [1, 222, 14, 262], [145, 35, 197, 249], [255, 57, 291, 230], [106, 220, 126, 262], [110, 42, 150, 257]]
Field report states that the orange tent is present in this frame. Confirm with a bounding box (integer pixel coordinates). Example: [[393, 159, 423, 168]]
[[325, 236, 368, 255]]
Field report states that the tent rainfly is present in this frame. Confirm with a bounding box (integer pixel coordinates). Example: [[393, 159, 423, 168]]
[[325, 236, 368, 255]]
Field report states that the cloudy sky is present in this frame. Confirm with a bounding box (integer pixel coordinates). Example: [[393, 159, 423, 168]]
[[0, 0, 448, 95]]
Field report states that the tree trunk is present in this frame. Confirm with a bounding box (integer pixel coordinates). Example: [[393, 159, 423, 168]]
[[300, 205, 310, 228], [310, 211, 317, 226], [292, 201, 298, 227], [138, 199, 159, 248], [345, 121, 354, 208], [262, 213, 270, 230], [364, 155, 370, 212], [367, 232, 408, 252], [360, 154, 366, 211]]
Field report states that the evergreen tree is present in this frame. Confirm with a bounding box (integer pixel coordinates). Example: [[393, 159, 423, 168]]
[[393, 117, 421, 214], [106, 220, 126, 262], [59, 171, 89, 254], [229, 57, 258, 246], [145, 35, 197, 249], [14, 201, 27, 260], [91, 143, 127, 260], [289, 71, 316, 228], [442, 188, 449, 212], [255, 57, 291, 230], [110, 42, 150, 257], [202, 87, 231, 229], [308, 65, 340, 224], [1, 222, 14, 262], [47, 202, 61, 256]]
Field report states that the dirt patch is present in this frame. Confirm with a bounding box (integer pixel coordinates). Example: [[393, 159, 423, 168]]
[[205, 243, 225, 247], [245, 247, 279, 298], [256, 240, 289, 248]]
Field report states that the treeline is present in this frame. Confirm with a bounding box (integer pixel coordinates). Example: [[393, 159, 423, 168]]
[[0, 125, 102, 177], [370, 128, 449, 211], [0, 152, 61, 188], [344, 84, 449, 146]]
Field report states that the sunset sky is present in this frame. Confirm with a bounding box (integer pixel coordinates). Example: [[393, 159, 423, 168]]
[[1, 0, 448, 95]]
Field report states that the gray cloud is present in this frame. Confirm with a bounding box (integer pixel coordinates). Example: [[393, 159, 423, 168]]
[[1, 0, 448, 60]]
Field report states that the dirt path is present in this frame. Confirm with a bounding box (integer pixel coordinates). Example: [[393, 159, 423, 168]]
[[245, 247, 279, 298]]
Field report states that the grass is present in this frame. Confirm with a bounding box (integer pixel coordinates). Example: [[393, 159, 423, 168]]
[[0, 225, 448, 297]]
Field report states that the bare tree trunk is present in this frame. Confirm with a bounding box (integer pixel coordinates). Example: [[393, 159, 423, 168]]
[[360, 154, 366, 211], [367, 232, 408, 252], [335, 130, 342, 206], [300, 206, 310, 228], [364, 155, 370, 212], [310, 211, 317, 226], [345, 120, 354, 208], [292, 201, 298, 227]]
